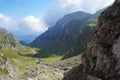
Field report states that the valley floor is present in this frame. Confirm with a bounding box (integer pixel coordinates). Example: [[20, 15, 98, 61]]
[[0, 46, 82, 80], [18, 61, 64, 80]]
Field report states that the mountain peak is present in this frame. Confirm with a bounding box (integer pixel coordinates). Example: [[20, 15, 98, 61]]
[[31, 11, 91, 46]]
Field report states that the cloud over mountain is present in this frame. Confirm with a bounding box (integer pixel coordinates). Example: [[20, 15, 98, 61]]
[[18, 16, 48, 34], [62, 0, 115, 13], [45, 0, 115, 26], [0, 13, 48, 42]]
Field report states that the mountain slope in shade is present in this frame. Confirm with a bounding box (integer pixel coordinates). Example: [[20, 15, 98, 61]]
[[31, 11, 91, 46], [31, 11, 92, 57], [31, 10, 103, 59], [62, 10, 103, 59]]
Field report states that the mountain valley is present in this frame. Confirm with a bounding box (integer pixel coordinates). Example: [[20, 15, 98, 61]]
[[0, 0, 119, 80], [0, 10, 99, 80]]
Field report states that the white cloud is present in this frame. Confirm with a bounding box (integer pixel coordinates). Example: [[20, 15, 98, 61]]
[[45, 0, 115, 26], [62, 0, 81, 8], [0, 13, 48, 42], [0, 13, 48, 34], [61, 0, 115, 13], [19, 16, 48, 33], [17, 16, 48, 43], [0, 13, 14, 28]]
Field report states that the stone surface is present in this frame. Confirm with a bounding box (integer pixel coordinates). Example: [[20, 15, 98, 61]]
[[63, 0, 120, 80], [87, 76, 102, 80], [0, 55, 18, 80], [115, 0, 120, 4]]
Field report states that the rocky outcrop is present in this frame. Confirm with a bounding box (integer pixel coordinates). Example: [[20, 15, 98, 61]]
[[0, 27, 18, 48], [18, 62, 64, 80], [63, 0, 120, 80], [0, 54, 18, 80]]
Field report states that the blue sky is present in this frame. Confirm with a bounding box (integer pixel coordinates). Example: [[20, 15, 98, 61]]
[[0, 0, 54, 18], [0, 0, 115, 43]]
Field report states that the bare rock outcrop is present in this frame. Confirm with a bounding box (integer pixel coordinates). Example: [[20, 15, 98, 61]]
[[63, 0, 120, 80], [0, 54, 18, 80]]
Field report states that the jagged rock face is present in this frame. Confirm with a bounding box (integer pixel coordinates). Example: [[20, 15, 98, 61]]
[[63, 0, 120, 80], [82, 1, 120, 80]]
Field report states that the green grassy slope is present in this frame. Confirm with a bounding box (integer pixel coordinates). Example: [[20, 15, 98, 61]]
[[0, 44, 36, 70]]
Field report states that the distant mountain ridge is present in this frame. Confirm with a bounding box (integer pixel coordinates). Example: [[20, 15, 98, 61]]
[[32, 11, 91, 43], [31, 10, 102, 58], [31, 11, 90, 57]]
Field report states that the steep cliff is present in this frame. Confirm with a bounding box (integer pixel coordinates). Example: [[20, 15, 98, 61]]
[[63, 0, 120, 80]]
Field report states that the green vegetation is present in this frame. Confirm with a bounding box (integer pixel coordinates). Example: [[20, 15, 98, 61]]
[[0, 68, 9, 75], [32, 48, 64, 62], [86, 23, 97, 28], [40, 54, 63, 62], [32, 41, 66, 62], [0, 28, 17, 47], [0, 10, 102, 79], [0, 45, 36, 71]]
